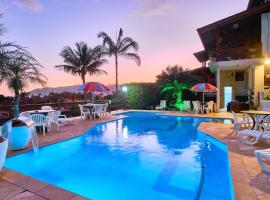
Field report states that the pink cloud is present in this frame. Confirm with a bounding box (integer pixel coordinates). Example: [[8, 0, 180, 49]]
[[13, 0, 42, 12]]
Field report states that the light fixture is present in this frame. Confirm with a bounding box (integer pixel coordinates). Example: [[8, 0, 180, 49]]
[[267, 73, 270, 78], [122, 86, 128, 92], [265, 59, 270, 65]]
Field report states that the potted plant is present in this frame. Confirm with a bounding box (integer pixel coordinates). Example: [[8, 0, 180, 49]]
[[0, 121, 11, 171], [8, 119, 31, 151]]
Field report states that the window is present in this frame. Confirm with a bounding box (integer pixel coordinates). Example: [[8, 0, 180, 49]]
[[235, 71, 245, 81]]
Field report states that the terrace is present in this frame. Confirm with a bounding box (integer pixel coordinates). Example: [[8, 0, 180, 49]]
[[0, 111, 270, 199]]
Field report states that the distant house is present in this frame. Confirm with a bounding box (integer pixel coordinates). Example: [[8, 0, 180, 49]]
[[194, 0, 270, 111]]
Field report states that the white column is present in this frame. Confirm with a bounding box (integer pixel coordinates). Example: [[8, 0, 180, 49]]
[[216, 66, 221, 112]]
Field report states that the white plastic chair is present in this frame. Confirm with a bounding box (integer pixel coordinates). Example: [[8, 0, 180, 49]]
[[155, 100, 166, 111], [41, 106, 53, 110], [101, 103, 108, 116], [46, 111, 59, 129], [79, 104, 90, 120], [19, 112, 30, 118], [92, 104, 104, 119], [239, 124, 270, 145], [31, 114, 48, 136], [192, 101, 202, 114], [204, 101, 214, 114], [231, 111, 251, 134]]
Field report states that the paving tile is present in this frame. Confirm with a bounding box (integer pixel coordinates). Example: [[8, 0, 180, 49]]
[[36, 185, 76, 200], [0, 179, 25, 199], [8, 191, 46, 200], [233, 180, 257, 200], [257, 194, 270, 200], [14, 176, 48, 192], [70, 195, 90, 200], [231, 167, 250, 183], [1, 170, 26, 183]]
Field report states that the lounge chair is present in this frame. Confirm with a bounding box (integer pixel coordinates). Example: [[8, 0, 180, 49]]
[[255, 148, 270, 174], [56, 111, 75, 125], [231, 111, 251, 134], [239, 124, 270, 145], [155, 100, 166, 111]]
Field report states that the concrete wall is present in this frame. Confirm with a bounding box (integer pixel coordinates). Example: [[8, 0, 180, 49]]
[[220, 70, 248, 108]]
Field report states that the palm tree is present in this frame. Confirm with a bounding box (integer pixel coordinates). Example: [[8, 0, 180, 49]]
[[55, 42, 107, 84], [0, 14, 47, 118], [2, 52, 47, 117], [97, 28, 141, 94]]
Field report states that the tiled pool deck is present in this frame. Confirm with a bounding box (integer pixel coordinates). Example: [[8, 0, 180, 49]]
[[1, 111, 270, 200]]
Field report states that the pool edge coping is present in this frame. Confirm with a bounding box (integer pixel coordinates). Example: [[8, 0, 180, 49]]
[[2, 110, 262, 200]]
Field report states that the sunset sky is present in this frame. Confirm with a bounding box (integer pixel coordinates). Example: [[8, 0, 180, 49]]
[[0, 0, 248, 96]]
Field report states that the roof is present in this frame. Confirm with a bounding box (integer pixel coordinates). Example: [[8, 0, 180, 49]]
[[198, 3, 270, 47], [247, 0, 268, 9], [193, 50, 208, 63], [195, 1, 270, 62]]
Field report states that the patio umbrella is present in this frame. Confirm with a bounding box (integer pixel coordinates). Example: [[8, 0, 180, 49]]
[[77, 82, 111, 102], [190, 83, 217, 104]]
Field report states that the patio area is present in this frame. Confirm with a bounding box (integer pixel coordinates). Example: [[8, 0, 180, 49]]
[[0, 111, 269, 200]]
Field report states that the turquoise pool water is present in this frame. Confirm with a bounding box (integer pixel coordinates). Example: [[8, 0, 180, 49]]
[[5, 112, 234, 200]]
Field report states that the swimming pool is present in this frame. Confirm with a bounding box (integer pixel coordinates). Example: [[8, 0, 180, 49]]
[[5, 112, 234, 200]]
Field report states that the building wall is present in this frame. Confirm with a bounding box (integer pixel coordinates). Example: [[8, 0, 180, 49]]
[[219, 65, 265, 109], [254, 65, 265, 92], [220, 70, 248, 108]]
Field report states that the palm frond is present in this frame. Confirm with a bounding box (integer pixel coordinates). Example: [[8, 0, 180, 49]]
[[97, 31, 116, 49], [0, 14, 7, 36], [121, 53, 141, 66], [119, 40, 139, 53], [116, 28, 123, 47]]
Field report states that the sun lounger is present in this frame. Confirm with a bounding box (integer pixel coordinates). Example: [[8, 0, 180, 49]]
[[239, 124, 270, 145], [255, 148, 270, 174]]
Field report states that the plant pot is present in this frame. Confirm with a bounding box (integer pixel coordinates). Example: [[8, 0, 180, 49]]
[[8, 119, 31, 151], [8, 126, 30, 150], [0, 138, 8, 171]]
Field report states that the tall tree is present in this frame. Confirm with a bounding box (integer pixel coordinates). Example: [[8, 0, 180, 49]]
[[2, 53, 47, 117], [97, 28, 141, 94], [55, 42, 107, 84]]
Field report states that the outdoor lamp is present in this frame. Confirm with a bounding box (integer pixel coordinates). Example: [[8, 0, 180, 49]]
[[122, 86, 128, 92], [265, 59, 270, 65]]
